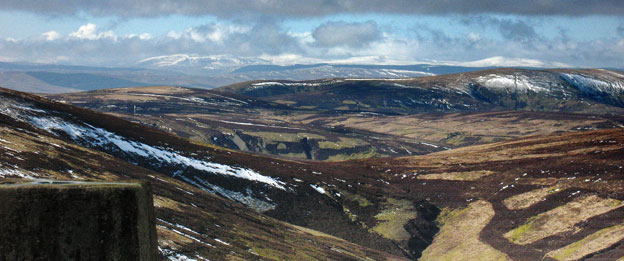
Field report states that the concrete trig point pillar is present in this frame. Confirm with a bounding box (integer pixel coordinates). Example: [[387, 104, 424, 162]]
[[0, 179, 158, 260]]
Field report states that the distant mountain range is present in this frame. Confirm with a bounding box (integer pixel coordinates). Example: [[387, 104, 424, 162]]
[[4, 55, 618, 94]]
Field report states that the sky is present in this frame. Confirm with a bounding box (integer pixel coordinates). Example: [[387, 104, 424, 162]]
[[0, 1, 623, 68]]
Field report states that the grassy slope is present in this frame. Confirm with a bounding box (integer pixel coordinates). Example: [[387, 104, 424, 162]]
[[5, 86, 624, 259], [333, 127, 624, 260], [0, 87, 405, 260]]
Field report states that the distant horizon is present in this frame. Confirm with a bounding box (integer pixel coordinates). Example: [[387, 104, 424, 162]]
[[3, 55, 623, 70], [0, 1, 623, 69]]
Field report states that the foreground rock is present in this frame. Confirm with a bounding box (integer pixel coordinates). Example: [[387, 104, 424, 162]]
[[0, 179, 157, 260]]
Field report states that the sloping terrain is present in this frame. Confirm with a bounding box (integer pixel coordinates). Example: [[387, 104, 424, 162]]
[[219, 68, 624, 115], [331, 127, 624, 260], [2, 85, 623, 260], [2, 87, 423, 258], [47, 73, 624, 162], [309, 111, 624, 147], [0, 87, 406, 260], [47, 86, 442, 161]]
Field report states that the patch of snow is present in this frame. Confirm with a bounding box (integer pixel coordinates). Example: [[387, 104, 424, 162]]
[[28, 116, 286, 190], [475, 74, 549, 92], [183, 176, 276, 212], [560, 73, 624, 96], [0, 168, 36, 178], [214, 238, 231, 246], [419, 142, 440, 148], [157, 224, 214, 248], [310, 184, 325, 194]]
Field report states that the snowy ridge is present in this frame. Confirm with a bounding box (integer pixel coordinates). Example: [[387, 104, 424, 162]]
[[560, 73, 624, 96], [475, 74, 549, 92], [138, 54, 267, 69], [249, 81, 330, 90]]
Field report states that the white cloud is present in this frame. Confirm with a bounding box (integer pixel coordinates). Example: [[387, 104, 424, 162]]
[[0, 20, 621, 69], [165, 23, 250, 43], [467, 32, 481, 42], [42, 31, 61, 41], [69, 23, 117, 40], [127, 33, 152, 40], [69, 23, 97, 39]]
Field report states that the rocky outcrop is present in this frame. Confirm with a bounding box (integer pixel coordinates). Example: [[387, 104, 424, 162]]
[[0, 179, 157, 260]]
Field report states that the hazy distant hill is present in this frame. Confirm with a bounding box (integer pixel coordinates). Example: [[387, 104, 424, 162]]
[[0, 59, 545, 93]]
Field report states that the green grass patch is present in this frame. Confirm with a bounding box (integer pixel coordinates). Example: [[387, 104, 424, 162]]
[[277, 152, 308, 159], [370, 198, 417, 241], [548, 225, 624, 260], [242, 131, 325, 144], [273, 100, 297, 105], [337, 189, 372, 207], [325, 148, 383, 161], [318, 137, 369, 149]]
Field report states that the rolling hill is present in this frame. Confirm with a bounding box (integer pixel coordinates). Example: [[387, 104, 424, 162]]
[[48, 68, 624, 162], [2, 79, 624, 260], [219, 68, 624, 115]]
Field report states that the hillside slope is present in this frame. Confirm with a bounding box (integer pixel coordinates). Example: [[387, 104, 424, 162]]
[[218, 68, 624, 115], [332, 127, 624, 260], [1, 87, 419, 257], [47, 86, 443, 161], [3, 86, 623, 260], [0, 87, 404, 260]]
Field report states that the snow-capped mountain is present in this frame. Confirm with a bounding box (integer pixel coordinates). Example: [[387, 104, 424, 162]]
[[136, 54, 567, 83], [137, 54, 269, 74]]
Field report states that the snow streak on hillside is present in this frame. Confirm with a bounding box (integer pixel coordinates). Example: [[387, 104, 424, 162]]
[[561, 73, 624, 97], [0, 97, 287, 192]]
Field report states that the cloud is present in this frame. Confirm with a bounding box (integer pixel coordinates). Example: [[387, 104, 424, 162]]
[[42, 31, 61, 41], [1, 1, 624, 18], [461, 16, 539, 43], [69, 23, 117, 40], [495, 19, 538, 42], [161, 22, 300, 56], [166, 23, 249, 43], [127, 33, 152, 40], [0, 20, 622, 69], [312, 21, 381, 48]]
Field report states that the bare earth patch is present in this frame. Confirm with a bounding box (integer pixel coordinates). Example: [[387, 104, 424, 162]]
[[420, 200, 511, 261], [417, 170, 495, 181], [504, 195, 624, 245], [546, 224, 624, 260]]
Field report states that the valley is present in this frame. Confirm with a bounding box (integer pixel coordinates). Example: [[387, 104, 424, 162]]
[[1, 67, 623, 260]]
